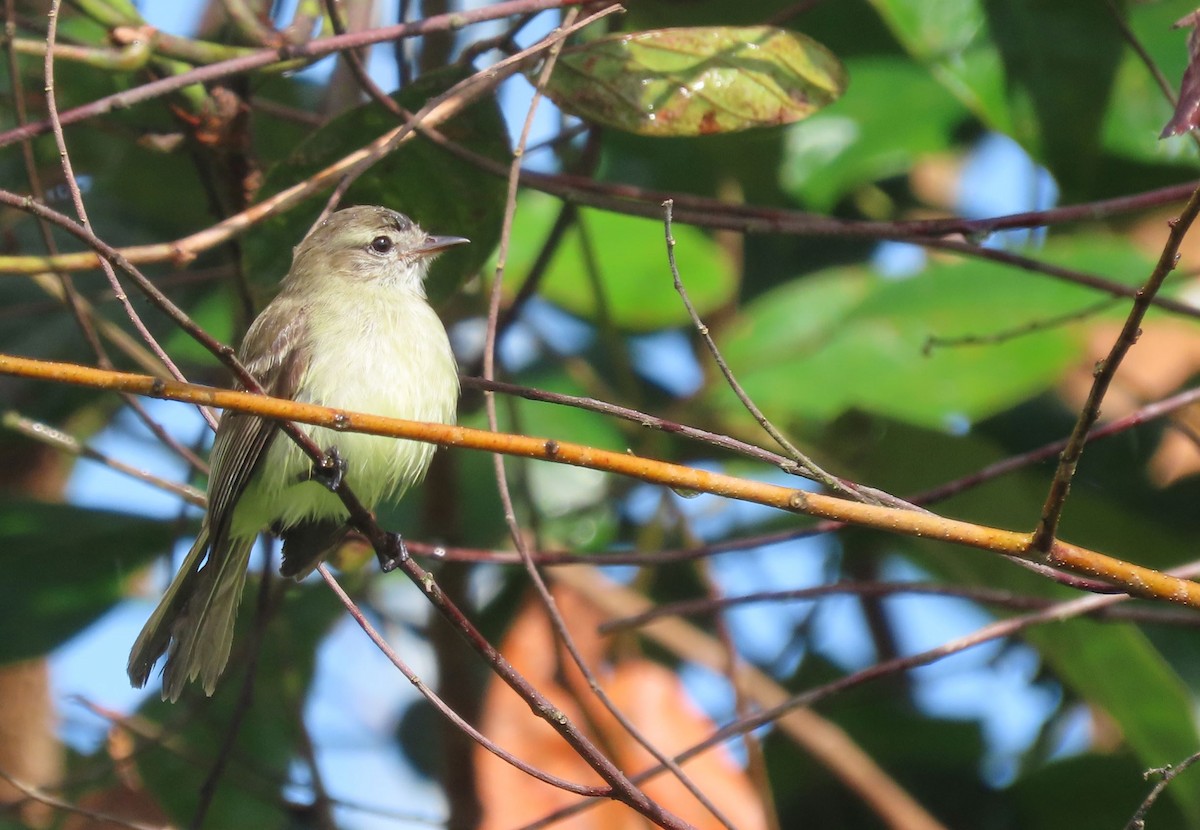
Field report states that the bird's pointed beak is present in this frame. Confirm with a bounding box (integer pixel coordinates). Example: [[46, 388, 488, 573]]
[[416, 235, 470, 256]]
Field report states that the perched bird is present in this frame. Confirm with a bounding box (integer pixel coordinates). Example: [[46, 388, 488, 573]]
[[128, 206, 465, 700]]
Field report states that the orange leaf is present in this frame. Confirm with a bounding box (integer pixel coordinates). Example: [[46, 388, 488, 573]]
[[475, 586, 767, 830]]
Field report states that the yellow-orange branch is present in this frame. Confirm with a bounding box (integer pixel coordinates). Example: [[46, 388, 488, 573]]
[[4, 352, 1197, 608]]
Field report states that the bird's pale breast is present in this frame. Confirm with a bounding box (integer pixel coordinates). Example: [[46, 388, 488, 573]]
[[229, 285, 458, 537]]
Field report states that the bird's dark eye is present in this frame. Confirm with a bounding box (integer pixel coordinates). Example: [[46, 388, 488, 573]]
[[369, 235, 394, 254]]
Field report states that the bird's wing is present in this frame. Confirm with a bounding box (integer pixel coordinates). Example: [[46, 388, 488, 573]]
[[205, 296, 311, 536], [128, 298, 312, 695]]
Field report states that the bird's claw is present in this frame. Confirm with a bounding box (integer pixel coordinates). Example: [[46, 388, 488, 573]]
[[301, 446, 347, 492], [377, 532, 409, 572]]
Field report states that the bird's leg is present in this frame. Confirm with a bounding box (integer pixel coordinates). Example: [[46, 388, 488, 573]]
[[300, 445, 347, 492], [376, 532, 409, 572]]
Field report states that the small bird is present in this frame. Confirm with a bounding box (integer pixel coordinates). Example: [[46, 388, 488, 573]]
[[128, 206, 465, 701]]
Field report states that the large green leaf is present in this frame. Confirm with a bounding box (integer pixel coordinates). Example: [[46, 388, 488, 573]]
[[1029, 621, 1200, 825], [780, 56, 971, 210], [865, 0, 1010, 130], [499, 190, 739, 331], [0, 501, 174, 663], [866, 0, 1127, 197], [543, 27, 846, 136], [982, 0, 1124, 193], [711, 236, 1154, 431], [243, 67, 511, 306]]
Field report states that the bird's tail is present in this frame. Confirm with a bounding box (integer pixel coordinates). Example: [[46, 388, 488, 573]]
[[126, 527, 255, 701]]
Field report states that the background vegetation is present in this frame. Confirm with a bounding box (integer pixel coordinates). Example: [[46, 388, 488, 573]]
[[4, 0, 1200, 828]]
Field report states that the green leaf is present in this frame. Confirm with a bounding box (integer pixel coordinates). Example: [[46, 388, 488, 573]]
[[1028, 622, 1200, 825], [983, 0, 1124, 194], [543, 27, 847, 136], [865, 0, 1010, 128], [0, 501, 174, 663], [243, 67, 511, 306], [780, 56, 970, 210], [711, 237, 1153, 431], [866, 0, 1128, 197], [500, 190, 738, 331]]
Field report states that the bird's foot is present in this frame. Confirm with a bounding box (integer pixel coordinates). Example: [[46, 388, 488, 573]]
[[376, 532, 409, 573], [301, 446, 347, 492]]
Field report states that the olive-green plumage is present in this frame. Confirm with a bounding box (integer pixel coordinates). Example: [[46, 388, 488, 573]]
[[127, 206, 464, 701]]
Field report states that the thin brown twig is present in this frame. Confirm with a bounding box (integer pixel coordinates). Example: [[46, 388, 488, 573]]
[[0, 766, 164, 830], [480, 9, 729, 827], [664, 198, 865, 502], [921, 235, 1200, 320], [599, 581, 1200, 635], [406, 537, 1124, 596], [42, 0, 215, 430], [1031, 3, 1200, 547], [1, 410, 205, 505], [707, 559, 1200, 761], [1125, 750, 1200, 830], [5, 0, 208, 471], [419, 123, 1200, 244], [0, 0, 595, 149], [6, 156, 1200, 331], [399, 131, 1200, 320], [449, 375, 1200, 570], [316, 565, 607, 797], [4, 0, 103, 364], [537, 560, 1200, 828], [1108, 0, 1179, 104], [464, 376, 919, 512], [922, 298, 1118, 354], [539, 565, 951, 830], [320, 0, 401, 117], [1034, 184, 1200, 550]]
